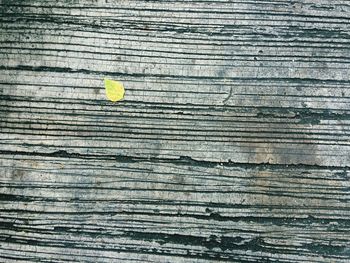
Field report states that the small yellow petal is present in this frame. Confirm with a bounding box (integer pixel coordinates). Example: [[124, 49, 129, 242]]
[[104, 79, 125, 102]]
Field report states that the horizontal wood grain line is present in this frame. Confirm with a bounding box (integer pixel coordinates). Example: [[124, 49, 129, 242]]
[[1, 46, 350, 63], [2, 6, 350, 24], [0, 150, 347, 170], [3, 119, 349, 135], [3, 65, 350, 83], [3, 52, 350, 71], [3, 29, 350, 50], [1, 130, 349, 147]]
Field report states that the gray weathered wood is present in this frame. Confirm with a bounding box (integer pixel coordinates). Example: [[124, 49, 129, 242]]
[[0, 0, 349, 262]]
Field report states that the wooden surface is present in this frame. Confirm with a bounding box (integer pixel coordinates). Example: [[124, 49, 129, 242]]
[[1, 0, 350, 262]]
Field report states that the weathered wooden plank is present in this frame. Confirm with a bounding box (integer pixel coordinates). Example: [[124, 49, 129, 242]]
[[1, 96, 350, 166], [1, 0, 350, 262], [0, 154, 349, 262], [1, 0, 350, 166]]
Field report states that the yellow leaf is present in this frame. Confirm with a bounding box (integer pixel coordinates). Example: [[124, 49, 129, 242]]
[[104, 79, 125, 102]]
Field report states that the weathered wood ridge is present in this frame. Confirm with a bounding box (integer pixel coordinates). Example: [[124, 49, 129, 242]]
[[0, 0, 350, 262]]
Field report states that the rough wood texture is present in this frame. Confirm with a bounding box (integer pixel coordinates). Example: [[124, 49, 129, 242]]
[[0, 0, 349, 262]]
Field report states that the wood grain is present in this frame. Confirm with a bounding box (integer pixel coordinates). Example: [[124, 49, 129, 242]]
[[0, 0, 349, 262]]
